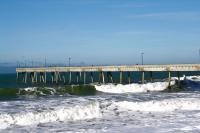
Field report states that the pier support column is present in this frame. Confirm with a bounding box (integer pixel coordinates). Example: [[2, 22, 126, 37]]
[[107, 72, 110, 83], [76, 72, 79, 83], [35, 72, 38, 83], [55, 72, 59, 84], [30, 72, 34, 83], [39, 72, 43, 83], [90, 72, 94, 83], [120, 71, 123, 84], [102, 72, 105, 84], [62, 73, 66, 83], [110, 72, 113, 83], [128, 72, 131, 84], [40, 72, 45, 83], [51, 72, 55, 83], [98, 72, 101, 84], [149, 71, 153, 82], [168, 71, 171, 88], [42, 73, 45, 83], [107, 72, 113, 83], [25, 72, 27, 83], [177, 71, 181, 88], [83, 72, 86, 85], [69, 72, 72, 84], [22, 72, 25, 83], [44, 72, 47, 83], [58, 72, 61, 82], [141, 71, 145, 84], [80, 72, 82, 79]]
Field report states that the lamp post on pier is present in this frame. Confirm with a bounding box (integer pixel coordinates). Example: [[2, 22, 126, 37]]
[[141, 52, 144, 65], [69, 57, 71, 67], [199, 48, 200, 63]]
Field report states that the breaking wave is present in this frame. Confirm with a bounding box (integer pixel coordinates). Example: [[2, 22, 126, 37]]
[[95, 81, 175, 93], [114, 98, 200, 112], [0, 85, 96, 97], [95, 75, 200, 94], [0, 102, 101, 129]]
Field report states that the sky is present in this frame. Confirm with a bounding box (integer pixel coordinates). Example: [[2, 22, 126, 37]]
[[0, 0, 200, 66]]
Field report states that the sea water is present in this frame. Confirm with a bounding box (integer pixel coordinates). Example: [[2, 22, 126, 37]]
[[0, 72, 200, 133]]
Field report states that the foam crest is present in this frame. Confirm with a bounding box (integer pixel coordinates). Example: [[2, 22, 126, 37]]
[[115, 98, 200, 112], [19, 87, 56, 95], [95, 81, 175, 93], [0, 102, 101, 129]]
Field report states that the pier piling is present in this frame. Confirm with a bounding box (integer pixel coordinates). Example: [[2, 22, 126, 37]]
[[177, 71, 181, 88], [120, 71, 123, 84], [69, 72, 72, 84], [149, 71, 153, 82], [76, 72, 79, 83], [128, 72, 131, 84], [90, 72, 94, 83], [168, 71, 171, 88], [102, 72, 105, 84], [84, 72, 86, 84], [141, 71, 145, 84]]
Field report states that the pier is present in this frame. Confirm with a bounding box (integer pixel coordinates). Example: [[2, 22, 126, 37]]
[[16, 64, 200, 86]]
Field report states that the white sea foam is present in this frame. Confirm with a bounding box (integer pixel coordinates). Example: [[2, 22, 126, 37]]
[[0, 102, 101, 129], [19, 87, 57, 95], [172, 75, 200, 82], [23, 87, 37, 92], [185, 75, 200, 82], [95, 81, 175, 94], [115, 98, 200, 112], [95, 75, 200, 94]]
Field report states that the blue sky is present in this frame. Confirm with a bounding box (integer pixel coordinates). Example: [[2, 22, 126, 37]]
[[0, 0, 200, 66]]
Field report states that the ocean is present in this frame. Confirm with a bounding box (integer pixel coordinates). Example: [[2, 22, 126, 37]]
[[0, 72, 200, 133]]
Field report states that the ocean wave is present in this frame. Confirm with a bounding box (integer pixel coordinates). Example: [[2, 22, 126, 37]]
[[0, 85, 96, 97], [19, 87, 57, 96], [95, 81, 175, 94], [114, 98, 200, 112], [95, 75, 200, 94], [0, 102, 101, 129]]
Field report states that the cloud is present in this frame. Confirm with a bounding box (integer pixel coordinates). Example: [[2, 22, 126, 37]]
[[127, 11, 200, 20]]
